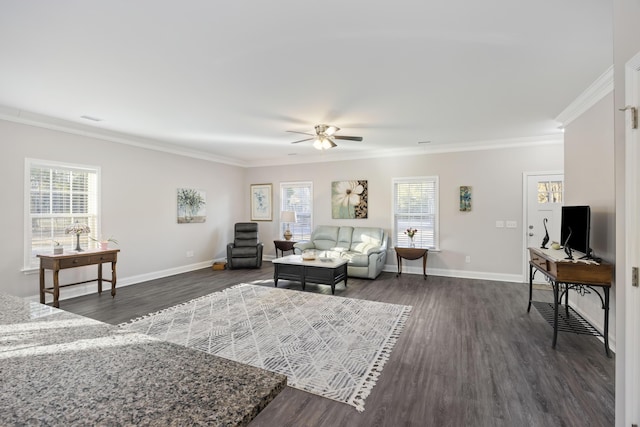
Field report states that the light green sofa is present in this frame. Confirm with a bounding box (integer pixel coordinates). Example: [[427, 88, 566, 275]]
[[293, 225, 388, 279]]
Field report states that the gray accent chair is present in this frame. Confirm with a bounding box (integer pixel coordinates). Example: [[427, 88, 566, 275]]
[[226, 222, 264, 269], [293, 225, 387, 279]]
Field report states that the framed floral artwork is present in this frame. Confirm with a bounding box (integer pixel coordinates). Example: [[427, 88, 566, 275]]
[[177, 188, 206, 223], [250, 183, 272, 221], [332, 180, 368, 219]]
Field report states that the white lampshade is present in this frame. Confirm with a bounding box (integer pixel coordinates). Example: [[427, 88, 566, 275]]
[[280, 211, 297, 223]]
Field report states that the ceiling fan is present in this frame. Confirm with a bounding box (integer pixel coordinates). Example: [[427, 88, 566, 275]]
[[287, 124, 363, 150]]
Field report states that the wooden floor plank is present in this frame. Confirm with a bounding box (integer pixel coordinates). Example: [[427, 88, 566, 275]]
[[60, 264, 615, 427]]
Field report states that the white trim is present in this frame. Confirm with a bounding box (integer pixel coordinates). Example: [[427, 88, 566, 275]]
[[556, 65, 614, 127], [381, 264, 523, 283], [24, 260, 215, 303], [623, 51, 640, 426], [1, 105, 563, 169], [0, 106, 245, 167]]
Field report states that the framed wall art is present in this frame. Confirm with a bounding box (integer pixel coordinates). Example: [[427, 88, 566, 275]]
[[177, 188, 206, 223], [460, 186, 472, 212], [331, 180, 368, 219], [250, 183, 272, 221]]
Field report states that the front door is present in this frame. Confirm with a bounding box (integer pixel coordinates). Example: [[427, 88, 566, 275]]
[[524, 173, 564, 282]]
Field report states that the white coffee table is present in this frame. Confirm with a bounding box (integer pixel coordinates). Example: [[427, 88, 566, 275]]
[[272, 255, 348, 295]]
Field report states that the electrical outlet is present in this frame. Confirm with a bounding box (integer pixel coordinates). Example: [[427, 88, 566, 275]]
[[506, 220, 517, 228], [465, 255, 471, 263], [496, 220, 504, 228], [186, 250, 194, 258]]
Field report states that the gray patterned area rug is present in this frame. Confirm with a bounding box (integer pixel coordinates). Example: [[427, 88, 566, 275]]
[[120, 283, 412, 412]]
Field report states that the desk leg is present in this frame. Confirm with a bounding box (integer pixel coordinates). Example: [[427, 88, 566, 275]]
[[552, 280, 559, 349], [111, 261, 117, 298], [604, 288, 611, 358], [396, 253, 402, 277], [53, 269, 60, 308], [98, 263, 103, 294], [39, 267, 45, 304], [527, 264, 534, 312]]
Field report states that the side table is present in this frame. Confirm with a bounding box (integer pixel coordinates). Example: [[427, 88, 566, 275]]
[[394, 247, 428, 279], [274, 240, 297, 258]]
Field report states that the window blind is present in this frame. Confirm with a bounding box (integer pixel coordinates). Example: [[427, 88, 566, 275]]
[[393, 176, 439, 249], [25, 159, 100, 269], [280, 181, 313, 241]]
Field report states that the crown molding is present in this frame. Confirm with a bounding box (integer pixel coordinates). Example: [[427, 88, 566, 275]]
[[0, 105, 247, 167], [555, 65, 614, 127], [245, 134, 564, 168]]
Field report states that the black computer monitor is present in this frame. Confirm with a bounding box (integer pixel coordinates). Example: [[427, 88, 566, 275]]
[[560, 205, 591, 258]]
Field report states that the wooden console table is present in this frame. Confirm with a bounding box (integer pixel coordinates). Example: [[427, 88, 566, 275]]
[[38, 249, 120, 308], [527, 247, 613, 357], [394, 247, 428, 279]]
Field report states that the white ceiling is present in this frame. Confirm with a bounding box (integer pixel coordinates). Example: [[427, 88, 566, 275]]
[[0, 0, 613, 167]]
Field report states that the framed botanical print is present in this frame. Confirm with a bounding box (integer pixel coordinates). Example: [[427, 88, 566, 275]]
[[250, 183, 272, 221]]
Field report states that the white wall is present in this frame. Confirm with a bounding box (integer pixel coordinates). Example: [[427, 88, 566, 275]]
[[245, 143, 564, 281], [563, 92, 616, 345], [0, 119, 245, 299]]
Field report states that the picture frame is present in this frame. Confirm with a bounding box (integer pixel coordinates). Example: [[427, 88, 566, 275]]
[[250, 183, 272, 221], [460, 186, 472, 212], [177, 188, 206, 223]]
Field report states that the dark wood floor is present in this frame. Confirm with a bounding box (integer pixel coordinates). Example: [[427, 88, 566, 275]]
[[61, 264, 615, 427]]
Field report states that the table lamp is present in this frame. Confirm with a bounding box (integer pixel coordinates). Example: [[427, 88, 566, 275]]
[[280, 211, 297, 240]]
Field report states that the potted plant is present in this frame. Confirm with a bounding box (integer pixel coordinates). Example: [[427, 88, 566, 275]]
[[90, 235, 119, 250], [53, 240, 63, 255]]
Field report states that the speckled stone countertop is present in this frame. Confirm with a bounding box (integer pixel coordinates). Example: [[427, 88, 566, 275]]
[[0, 293, 286, 426]]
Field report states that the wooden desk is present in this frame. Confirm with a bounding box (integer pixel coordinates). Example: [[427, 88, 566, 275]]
[[274, 240, 297, 258], [528, 247, 613, 356], [38, 249, 120, 308], [394, 247, 428, 279]]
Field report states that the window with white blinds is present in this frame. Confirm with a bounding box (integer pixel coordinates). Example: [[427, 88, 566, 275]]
[[280, 181, 313, 241], [24, 159, 100, 269], [393, 176, 439, 249]]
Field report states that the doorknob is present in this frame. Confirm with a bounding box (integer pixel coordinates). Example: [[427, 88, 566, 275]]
[[528, 233, 534, 237]]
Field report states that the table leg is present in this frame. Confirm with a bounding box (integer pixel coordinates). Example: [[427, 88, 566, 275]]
[[98, 263, 103, 294], [273, 265, 279, 288], [396, 252, 402, 277], [39, 267, 45, 304], [565, 284, 570, 318], [53, 269, 60, 308], [527, 264, 533, 312], [604, 287, 611, 357], [552, 280, 559, 349], [111, 261, 117, 298], [422, 254, 427, 279]]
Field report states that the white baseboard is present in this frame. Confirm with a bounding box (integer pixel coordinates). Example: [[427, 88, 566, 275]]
[[27, 260, 216, 303], [382, 264, 523, 283]]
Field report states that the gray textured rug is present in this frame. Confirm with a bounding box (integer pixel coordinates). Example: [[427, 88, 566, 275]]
[[120, 283, 411, 412]]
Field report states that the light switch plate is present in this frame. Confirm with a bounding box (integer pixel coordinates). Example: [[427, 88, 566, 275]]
[[506, 221, 517, 228], [496, 220, 504, 228]]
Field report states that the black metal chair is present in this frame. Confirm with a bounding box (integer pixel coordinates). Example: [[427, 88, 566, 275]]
[[226, 222, 264, 269]]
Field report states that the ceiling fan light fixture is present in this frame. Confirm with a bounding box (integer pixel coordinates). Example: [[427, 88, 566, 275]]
[[325, 125, 339, 136]]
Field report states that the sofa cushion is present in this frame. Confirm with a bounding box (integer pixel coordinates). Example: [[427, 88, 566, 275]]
[[350, 227, 384, 253], [336, 226, 353, 249], [341, 251, 369, 267], [312, 225, 340, 250]]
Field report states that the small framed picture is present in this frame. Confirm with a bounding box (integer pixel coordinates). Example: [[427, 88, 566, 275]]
[[460, 186, 472, 211], [250, 183, 272, 221]]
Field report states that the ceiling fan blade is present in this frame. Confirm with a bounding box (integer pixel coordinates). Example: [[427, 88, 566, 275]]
[[328, 139, 338, 148], [333, 135, 363, 141], [291, 137, 314, 144], [287, 130, 314, 136]]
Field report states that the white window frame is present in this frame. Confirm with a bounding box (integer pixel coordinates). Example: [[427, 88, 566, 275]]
[[279, 181, 313, 241], [24, 158, 101, 271], [392, 176, 439, 250]]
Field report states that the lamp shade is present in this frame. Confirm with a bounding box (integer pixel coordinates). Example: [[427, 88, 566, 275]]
[[280, 211, 297, 223]]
